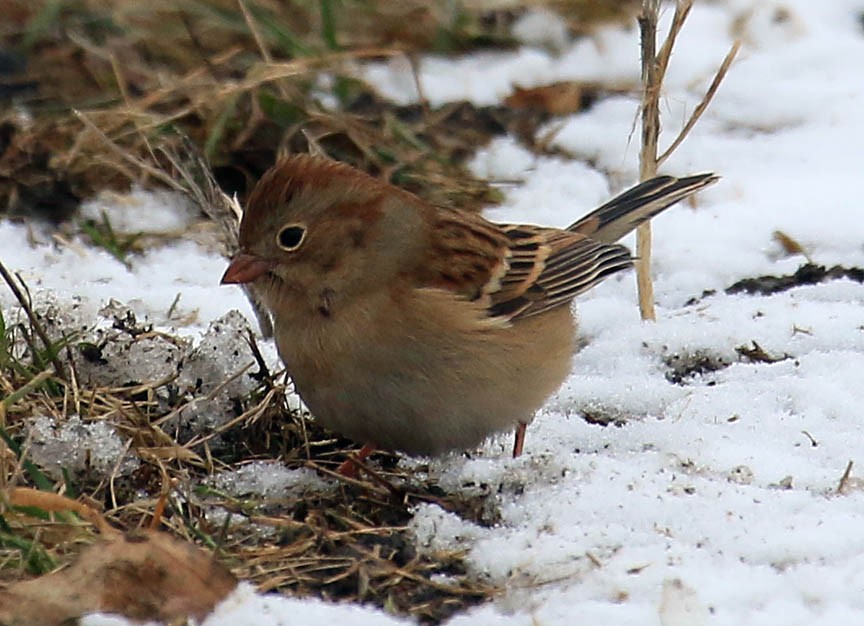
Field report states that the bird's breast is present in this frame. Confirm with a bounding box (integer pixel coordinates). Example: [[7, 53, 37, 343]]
[[269, 286, 577, 455]]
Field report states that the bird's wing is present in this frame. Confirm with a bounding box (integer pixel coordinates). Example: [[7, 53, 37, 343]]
[[417, 208, 632, 322], [488, 225, 633, 320], [414, 173, 718, 322], [569, 173, 718, 243]]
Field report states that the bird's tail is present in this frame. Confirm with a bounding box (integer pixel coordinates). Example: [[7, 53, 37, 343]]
[[568, 173, 719, 243]]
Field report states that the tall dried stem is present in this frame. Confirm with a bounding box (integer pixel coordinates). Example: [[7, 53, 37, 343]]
[[635, 0, 736, 320], [637, 0, 662, 321]]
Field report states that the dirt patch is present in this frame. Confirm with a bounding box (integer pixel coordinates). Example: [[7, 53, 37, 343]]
[[0, 295, 498, 624], [725, 263, 864, 296], [663, 350, 732, 385]]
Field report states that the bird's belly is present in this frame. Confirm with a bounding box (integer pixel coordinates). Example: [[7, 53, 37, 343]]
[[276, 302, 576, 457]]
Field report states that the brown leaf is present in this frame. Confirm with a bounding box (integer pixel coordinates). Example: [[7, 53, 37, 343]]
[[735, 341, 791, 364], [0, 530, 236, 626], [773, 230, 812, 262], [504, 82, 587, 115]]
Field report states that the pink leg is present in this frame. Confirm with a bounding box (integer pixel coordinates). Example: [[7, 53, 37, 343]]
[[337, 442, 377, 478], [512, 422, 527, 458]]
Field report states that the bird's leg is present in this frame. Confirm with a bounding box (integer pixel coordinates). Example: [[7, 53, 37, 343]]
[[512, 422, 527, 458], [337, 442, 377, 477]]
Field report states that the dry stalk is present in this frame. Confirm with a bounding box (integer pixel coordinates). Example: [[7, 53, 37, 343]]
[[836, 460, 854, 494], [637, 0, 737, 320], [74, 111, 184, 190], [237, 0, 292, 101], [0, 260, 66, 379], [658, 40, 741, 166], [5, 487, 118, 537], [637, 0, 662, 321]]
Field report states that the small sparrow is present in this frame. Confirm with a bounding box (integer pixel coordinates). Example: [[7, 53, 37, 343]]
[[222, 156, 717, 471]]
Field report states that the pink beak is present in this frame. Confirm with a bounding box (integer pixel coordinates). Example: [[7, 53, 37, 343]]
[[221, 254, 273, 285]]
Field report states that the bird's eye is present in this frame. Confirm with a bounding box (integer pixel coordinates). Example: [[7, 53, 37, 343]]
[[276, 224, 306, 251]]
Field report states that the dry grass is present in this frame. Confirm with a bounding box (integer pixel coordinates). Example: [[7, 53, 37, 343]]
[[0, 0, 523, 223], [0, 291, 501, 622], [635, 0, 738, 320], [1, 0, 646, 223], [0, 1, 644, 622]]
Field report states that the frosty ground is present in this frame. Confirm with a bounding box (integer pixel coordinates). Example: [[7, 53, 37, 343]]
[[3, 1, 864, 625]]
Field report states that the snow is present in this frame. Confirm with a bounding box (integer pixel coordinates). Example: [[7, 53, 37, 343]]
[[208, 462, 331, 499], [200, 583, 411, 626], [4, 0, 864, 624], [28, 415, 135, 480], [0, 220, 258, 329], [79, 187, 197, 235]]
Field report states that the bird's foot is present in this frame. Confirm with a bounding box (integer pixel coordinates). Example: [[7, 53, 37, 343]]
[[337, 442, 377, 478], [512, 422, 527, 458]]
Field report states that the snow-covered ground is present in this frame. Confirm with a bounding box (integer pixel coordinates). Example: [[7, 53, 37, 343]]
[[3, 1, 864, 624]]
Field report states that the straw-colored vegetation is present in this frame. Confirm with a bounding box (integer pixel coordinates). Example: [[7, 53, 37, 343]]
[[0, 1, 651, 623]]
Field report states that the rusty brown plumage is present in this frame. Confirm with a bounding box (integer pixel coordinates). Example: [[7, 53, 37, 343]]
[[221, 155, 717, 466]]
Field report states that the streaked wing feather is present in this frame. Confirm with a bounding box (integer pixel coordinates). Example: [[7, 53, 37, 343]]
[[489, 227, 633, 321], [569, 173, 718, 243], [490, 225, 550, 302], [420, 173, 717, 323], [421, 211, 634, 323], [420, 209, 511, 300]]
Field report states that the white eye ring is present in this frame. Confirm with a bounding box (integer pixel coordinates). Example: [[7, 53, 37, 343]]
[[276, 224, 306, 251]]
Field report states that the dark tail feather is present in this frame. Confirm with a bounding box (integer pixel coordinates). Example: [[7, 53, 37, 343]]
[[568, 173, 719, 244]]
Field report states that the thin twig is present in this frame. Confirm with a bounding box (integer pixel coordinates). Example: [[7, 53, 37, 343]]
[[656, 0, 693, 78], [0, 260, 66, 379], [836, 460, 854, 494], [153, 361, 255, 428], [74, 110, 185, 192], [238, 0, 273, 64], [406, 52, 430, 116], [178, 10, 219, 79], [307, 461, 392, 499], [238, 0, 292, 101], [658, 40, 741, 165], [243, 328, 272, 382], [636, 0, 734, 320], [156, 136, 274, 337]]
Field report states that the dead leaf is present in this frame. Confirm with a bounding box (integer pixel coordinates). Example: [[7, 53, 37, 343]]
[[0, 529, 236, 625], [505, 82, 587, 114], [735, 341, 791, 364], [773, 230, 812, 263]]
